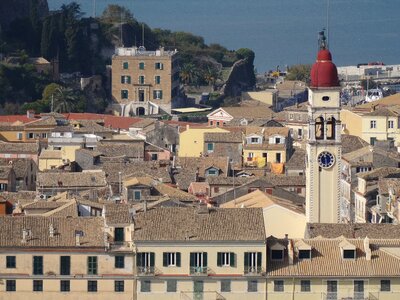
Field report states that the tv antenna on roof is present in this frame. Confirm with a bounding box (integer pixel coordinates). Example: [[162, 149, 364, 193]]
[[326, 0, 330, 48]]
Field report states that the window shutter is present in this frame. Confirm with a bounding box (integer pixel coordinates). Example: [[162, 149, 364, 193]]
[[136, 253, 142, 267], [257, 252, 262, 267], [150, 252, 155, 267], [163, 253, 167, 267], [217, 252, 222, 267], [244, 252, 249, 267], [127, 76, 131, 84], [203, 253, 208, 267], [121, 76, 124, 84], [176, 253, 181, 267], [159, 90, 163, 99], [161, 63, 164, 70], [153, 91, 156, 99], [190, 253, 195, 267], [230, 253, 235, 267]]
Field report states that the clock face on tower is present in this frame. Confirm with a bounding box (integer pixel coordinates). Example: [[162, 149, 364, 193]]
[[318, 151, 335, 168]]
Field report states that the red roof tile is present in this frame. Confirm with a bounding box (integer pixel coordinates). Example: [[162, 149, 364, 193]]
[[64, 113, 143, 130], [0, 115, 35, 123]]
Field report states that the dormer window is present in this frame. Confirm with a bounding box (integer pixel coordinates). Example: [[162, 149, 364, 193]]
[[339, 239, 356, 259], [343, 249, 356, 259], [271, 250, 284, 260], [298, 249, 311, 259], [275, 137, 281, 144], [251, 137, 260, 144]]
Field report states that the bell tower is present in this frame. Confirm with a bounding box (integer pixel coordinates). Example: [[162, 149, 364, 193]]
[[306, 31, 341, 223]]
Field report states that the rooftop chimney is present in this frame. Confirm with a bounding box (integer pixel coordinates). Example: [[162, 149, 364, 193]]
[[26, 110, 35, 119], [75, 233, 81, 246], [22, 229, 29, 242], [287, 239, 294, 265], [49, 224, 55, 237], [364, 236, 371, 261]]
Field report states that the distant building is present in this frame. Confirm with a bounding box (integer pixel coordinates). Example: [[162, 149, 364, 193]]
[[111, 47, 181, 116]]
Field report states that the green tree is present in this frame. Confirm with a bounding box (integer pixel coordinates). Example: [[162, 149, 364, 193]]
[[101, 5, 134, 23], [202, 66, 221, 90], [52, 86, 80, 113], [286, 64, 312, 82], [180, 63, 199, 84]]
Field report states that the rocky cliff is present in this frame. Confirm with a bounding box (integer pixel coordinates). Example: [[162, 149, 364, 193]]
[[0, 0, 49, 29], [222, 59, 256, 97]]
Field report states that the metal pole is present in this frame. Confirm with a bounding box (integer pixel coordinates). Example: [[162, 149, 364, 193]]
[[118, 171, 122, 196]]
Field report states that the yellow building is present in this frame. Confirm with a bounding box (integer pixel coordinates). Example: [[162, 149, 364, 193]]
[[112, 47, 180, 116], [241, 90, 278, 107], [243, 127, 291, 168], [178, 126, 229, 157], [221, 189, 306, 238], [133, 207, 267, 300], [38, 149, 63, 171], [267, 235, 400, 300], [0, 209, 135, 300]]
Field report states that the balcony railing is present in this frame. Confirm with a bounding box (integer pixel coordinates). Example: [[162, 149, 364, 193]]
[[322, 292, 368, 300], [137, 266, 156, 276], [180, 291, 226, 300], [190, 266, 209, 276], [244, 266, 264, 275], [109, 241, 131, 252]]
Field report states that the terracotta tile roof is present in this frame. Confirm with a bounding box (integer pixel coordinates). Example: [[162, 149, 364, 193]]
[[104, 203, 133, 224], [365, 106, 400, 117], [0, 158, 31, 178], [0, 216, 105, 248], [37, 171, 107, 188], [283, 102, 308, 112], [306, 223, 400, 239], [40, 149, 62, 159], [70, 119, 114, 134], [341, 135, 369, 154], [206, 176, 255, 186], [285, 147, 306, 169], [355, 93, 400, 109], [223, 106, 274, 119], [0, 142, 39, 154], [358, 167, 400, 180], [262, 173, 305, 186], [267, 237, 400, 277], [177, 157, 229, 176], [97, 141, 144, 159], [0, 122, 25, 131], [42, 201, 78, 218], [0, 191, 36, 205], [25, 116, 58, 127], [0, 115, 34, 123], [204, 132, 243, 143], [133, 207, 265, 241], [64, 113, 143, 130], [378, 178, 400, 195], [23, 201, 66, 210]]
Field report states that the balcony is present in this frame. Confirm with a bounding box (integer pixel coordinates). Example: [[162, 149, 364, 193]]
[[190, 266, 209, 276], [244, 266, 264, 276], [180, 291, 226, 300], [322, 292, 368, 300], [109, 241, 132, 252], [137, 266, 159, 276]]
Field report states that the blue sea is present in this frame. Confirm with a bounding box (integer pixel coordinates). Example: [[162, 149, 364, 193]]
[[49, 0, 400, 72]]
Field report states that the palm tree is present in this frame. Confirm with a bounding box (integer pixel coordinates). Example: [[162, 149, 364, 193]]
[[180, 63, 199, 85], [203, 66, 221, 90], [52, 87, 80, 113]]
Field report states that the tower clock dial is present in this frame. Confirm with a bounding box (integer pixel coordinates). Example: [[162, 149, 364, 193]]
[[318, 151, 335, 168]]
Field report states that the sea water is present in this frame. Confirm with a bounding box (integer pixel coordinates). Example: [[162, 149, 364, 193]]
[[49, 0, 400, 72]]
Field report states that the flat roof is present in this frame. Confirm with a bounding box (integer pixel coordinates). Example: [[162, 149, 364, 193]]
[[172, 107, 212, 114]]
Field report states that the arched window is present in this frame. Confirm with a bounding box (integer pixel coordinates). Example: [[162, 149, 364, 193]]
[[327, 117, 336, 140], [315, 117, 324, 140]]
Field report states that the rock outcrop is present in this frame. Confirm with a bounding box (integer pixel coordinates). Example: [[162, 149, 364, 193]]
[[222, 59, 256, 97], [0, 0, 49, 30]]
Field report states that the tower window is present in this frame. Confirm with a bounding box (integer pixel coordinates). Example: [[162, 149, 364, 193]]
[[322, 96, 330, 101], [327, 117, 336, 140], [315, 117, 324, 140]]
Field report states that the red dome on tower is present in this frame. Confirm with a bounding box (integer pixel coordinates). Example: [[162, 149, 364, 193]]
[[310, 49, 339, 88]]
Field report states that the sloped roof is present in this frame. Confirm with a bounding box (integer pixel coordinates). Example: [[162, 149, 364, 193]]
[[358, 167, 400, 180], [0, 216, 105, 248], [222, 106, 274, 119], [341, 134, 370, 154], [37, 171, 107, 188], [133, 207, 265, 241], [204, 132, 243, 143], [0, 142, 39, 154], [64, 113, 143, 130]]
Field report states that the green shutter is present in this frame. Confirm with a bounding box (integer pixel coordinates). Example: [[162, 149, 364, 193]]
[[176, 253, 181, 267], [127, 76, 131, 84], [203, 253, 207, 267], [121, 76, 124, 84], [257, 252, 262, 267], [230, 253, 235, 267], [150, 252, 155, 267], [217, 252, 222, 267], [163, 253, 167, 267], [153, 90, 156, 99], [137, 253, 142, 267], [190, 253, 195, 267], [244, 252, 249, 267], [159, 90, 163, 99]]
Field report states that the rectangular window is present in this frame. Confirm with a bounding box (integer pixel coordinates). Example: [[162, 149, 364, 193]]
[[121, 90, 128, 99], [275, 137, 281, 143], [33, 256, 43, 275], [190, 252, 208, 274], [87, 256, 97, 275], [28, 132, 34, 139], [354, 280, 364, 299], [370, 120, 376, 129], [139, 62, 145, 70], [251, 137, 259, 143], [6, 256, 16, 268], [274, 280, 284, 292], [151, 153, 158, 161], [123, 62, 129, 69], [155, 62, 163, 70], [88, 280, 97, 292], [166, 280, 177, 292], [139, 76, 145, 84], [17, 132, 23, 140], [33, 280, 43, 292], [115, 255, 125, 268], [298, 128, 303, 138], [115, 280, 124, 292], [298, 250, 311, 260], [301, 280, 311, 292], [217, 252, 235, 267], [114, 227, 124, 242], [134, 190, 141, 200], [248, 280, 258, 292], [221, 280, 231, 292], [60, 256, 70, 275], [244, 252, 262, 274], [155, 75, 161, 84], [381, 279, 390, 292], [121, 75, 131, 84], [153, 90, 163, 99], [6, 280, 16, 292], [137, 252, 155, 274], [163, 252, 181, 267], [327, 280, 338, 299], [141, 280, 151, 292], [388, 120, 394, 128], [60, 280, 70, 292], [343, 249, 356, 259], [207, 143, 214, 152], [271, 250, 283, 260]]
